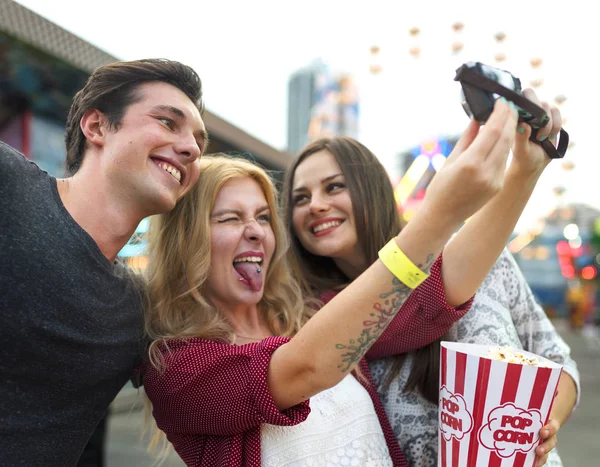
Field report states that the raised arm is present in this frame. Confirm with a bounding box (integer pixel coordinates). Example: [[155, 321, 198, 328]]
[[364, 254, 473, 360], [269, 99, 519, 410], [441, 89, 562, 306]]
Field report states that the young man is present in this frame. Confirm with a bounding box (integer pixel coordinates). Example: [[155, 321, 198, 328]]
[[0, 59, 208, 466]]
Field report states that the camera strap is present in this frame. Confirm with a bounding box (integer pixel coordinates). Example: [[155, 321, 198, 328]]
[[456, 67, 568, 159]]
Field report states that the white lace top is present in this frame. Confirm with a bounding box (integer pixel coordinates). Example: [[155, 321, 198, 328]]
[[369, 249, 580, 467], [261, 374, 392, 467]]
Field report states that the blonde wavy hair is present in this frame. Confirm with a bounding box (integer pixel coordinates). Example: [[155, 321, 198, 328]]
[[144, 154, 312, 368], [143, 154, 314, 458]]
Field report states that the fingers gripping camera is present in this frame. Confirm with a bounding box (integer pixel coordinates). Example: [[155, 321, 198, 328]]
[[455, 62, 569, 159]]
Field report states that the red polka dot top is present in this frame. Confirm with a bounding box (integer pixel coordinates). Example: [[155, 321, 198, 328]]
[[142, 254, 473, 466]]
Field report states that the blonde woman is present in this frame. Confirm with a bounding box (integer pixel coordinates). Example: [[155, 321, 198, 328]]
[[141, 99, 520, 467]]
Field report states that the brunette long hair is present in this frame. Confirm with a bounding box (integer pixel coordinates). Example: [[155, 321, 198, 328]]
[[281, 137, 441, 403]]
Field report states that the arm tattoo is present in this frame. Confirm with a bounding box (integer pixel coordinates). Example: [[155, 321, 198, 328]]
[[335, 253, 437, 372], [419, 254, 435, 273]]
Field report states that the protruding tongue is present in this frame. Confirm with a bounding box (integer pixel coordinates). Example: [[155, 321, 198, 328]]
[[233, 262, 263, 292]]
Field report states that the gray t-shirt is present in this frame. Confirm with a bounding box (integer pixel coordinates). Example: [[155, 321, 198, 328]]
[[0, 142, 146, 466], [369, 249, 580, 467]]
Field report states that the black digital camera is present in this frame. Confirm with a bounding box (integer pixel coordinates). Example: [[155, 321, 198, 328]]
[[454, 61, 568, 159]]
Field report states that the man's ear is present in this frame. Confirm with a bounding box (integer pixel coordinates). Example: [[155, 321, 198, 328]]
[[80, 109, 108, 148]]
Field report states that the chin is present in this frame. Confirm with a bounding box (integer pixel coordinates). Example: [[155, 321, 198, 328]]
[[244, 290, 265, 305], [248, 290, 265, 302], [150, 193, 179, 215], [310, 242, 348, 259], [230, 286, 264, 302]]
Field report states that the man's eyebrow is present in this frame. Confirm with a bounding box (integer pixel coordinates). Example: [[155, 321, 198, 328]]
[[151, 104, 185, 119]]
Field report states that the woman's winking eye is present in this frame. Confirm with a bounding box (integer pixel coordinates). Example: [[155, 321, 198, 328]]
[[216, 213, 271, 224], [217, 216, 240, 223]]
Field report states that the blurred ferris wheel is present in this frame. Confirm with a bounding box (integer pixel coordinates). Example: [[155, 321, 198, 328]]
[[367, 23, 575, 244]]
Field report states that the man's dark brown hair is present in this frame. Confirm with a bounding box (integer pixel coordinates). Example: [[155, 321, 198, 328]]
[[65, 58, 204, 174]]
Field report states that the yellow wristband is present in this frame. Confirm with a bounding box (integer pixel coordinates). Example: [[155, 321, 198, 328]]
[[377, 239, 429, 289]]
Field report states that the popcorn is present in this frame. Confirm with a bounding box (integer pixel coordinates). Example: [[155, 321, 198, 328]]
[[483, 346, 546, 367], [439, 342, 563, 466]]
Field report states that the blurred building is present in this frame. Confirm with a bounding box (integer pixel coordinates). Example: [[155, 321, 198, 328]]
[[287, 59, 359, 154], [287, 63, 316, 155], [0, 0, 292, 177]]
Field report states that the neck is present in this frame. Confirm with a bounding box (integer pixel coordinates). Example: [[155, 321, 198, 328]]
[[220, 303, 271, 338], [56, 173, 143, 262], [333, 251, 369, 281]]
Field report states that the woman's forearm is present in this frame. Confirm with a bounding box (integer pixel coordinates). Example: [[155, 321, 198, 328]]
[[549, 372, 578, 425], [441, 167, 543, 306], [269, 204, 459, 410]]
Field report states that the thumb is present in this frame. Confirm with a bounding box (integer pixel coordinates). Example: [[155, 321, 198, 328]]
[[446, 119, 481, 164]]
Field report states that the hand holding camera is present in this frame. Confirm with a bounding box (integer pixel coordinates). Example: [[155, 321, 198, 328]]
[[455, 61, 569, 160], [422, 97, 518, 230], [509, 87, 562, 177]]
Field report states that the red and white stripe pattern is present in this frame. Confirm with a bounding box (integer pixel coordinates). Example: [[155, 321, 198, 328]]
[[438, 342, 562, 467]]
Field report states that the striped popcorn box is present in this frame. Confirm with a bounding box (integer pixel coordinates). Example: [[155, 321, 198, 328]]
[[438, 342, 563, 467]]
